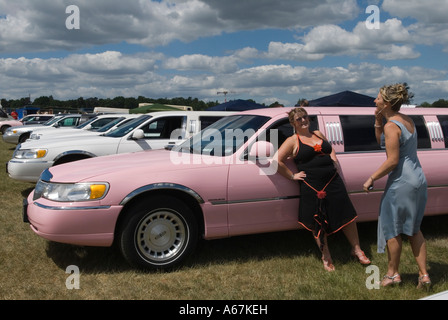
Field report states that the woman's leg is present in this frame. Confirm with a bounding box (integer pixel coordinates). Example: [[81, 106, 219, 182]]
[[343, 222, 371, 264], [409, 231, 429, 277], [315, 234, 335, 272], [386, 235, 402, 275]]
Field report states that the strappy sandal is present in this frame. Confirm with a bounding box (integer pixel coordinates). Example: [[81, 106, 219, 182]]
[[351, 249, 371, 265], [322, 257, 335, 272], [417, 274, 432, 290], [381, 273, 401, 287]]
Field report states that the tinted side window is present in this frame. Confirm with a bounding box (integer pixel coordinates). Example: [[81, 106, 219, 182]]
[[436, 115, 448, 148], [200, 116, 224, 130], [143, 116, 185, 139], [340, 115, 381, 152], [259, 116, 319, 152], [409, 116, 431, 149]]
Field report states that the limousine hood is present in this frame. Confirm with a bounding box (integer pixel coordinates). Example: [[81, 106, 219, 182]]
[[43, 148, 226, 183]]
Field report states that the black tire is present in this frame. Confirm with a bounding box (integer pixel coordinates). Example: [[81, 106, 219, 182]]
[[18, 132, 30, 143], [1, 125, 10, 135], [118, 195, 198, 270]]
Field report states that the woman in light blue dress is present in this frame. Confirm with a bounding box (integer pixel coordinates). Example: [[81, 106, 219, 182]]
[[363, 83, 431, 289]]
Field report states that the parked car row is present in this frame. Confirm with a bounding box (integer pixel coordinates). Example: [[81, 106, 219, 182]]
[[7, 111, 233, 182], [2, 113, 97, 144], [21, 106, 448, 270], [0, 114, 55, 134]]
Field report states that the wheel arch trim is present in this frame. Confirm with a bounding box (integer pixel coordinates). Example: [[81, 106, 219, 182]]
[[53, 150, 96, 163], [119, 183, 205, 206]]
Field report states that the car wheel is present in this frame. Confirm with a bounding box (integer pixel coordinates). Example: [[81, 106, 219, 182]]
[[19, 132, 30, 143], [118, 195, 198, 270], [1, 125, 10, 134]]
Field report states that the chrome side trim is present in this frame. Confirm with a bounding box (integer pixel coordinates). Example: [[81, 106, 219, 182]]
[[33, 201, 111, 211], [325, 122, 343, 145], [427, 121, 444, 142], [120, 183, 205, 205], [211, 195, 300, 205]]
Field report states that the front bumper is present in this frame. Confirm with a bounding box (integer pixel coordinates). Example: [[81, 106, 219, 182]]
[[24, 191, 122, 247], [2, 132, 20, 144], [7, 159, 54, 182]]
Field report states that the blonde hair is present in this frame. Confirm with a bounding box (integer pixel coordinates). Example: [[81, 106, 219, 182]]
[[379, 83, 413, 111], [288, 107, 308, 124]]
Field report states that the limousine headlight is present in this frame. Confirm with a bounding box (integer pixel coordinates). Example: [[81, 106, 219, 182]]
[[14, 148, 47, 159], [33, 180, 109, 202]]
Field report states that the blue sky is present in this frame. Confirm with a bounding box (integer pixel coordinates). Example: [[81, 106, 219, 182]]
[[1, 0, 447, 106]]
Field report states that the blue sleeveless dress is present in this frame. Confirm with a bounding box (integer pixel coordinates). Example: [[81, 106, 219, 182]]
[[377, 120, 427, 253]]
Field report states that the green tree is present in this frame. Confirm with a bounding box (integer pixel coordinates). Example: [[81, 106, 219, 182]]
[[432, 99, 448, 108]]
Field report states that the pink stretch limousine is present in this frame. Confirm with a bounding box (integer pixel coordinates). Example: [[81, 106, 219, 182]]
[[24, 107, 448, 270]]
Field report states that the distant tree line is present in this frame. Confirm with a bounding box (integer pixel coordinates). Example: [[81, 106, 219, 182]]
[[0, 96, 222, 113], [2, 95, 447, 113]]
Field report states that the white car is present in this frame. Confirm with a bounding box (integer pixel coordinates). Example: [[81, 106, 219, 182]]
[[0, 114, 55, 134], [7, 111, 233, 182], [2, 113, 95, 144], [28, 114, 138, 141]]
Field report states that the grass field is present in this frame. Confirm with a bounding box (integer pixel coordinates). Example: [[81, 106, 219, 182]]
[[0, 137, 447, 302]]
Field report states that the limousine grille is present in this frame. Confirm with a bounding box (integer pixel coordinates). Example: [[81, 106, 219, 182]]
[[325, 122, 343, 145], [427, 121, 444, 142]]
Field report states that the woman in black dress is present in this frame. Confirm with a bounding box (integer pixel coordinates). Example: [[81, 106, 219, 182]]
[[276, 107, 370, 271]]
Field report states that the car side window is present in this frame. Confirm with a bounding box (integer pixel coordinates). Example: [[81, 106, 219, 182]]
[[199, 116, 224, 130], [437, 115, 448, 148], [409, 115, 431, 149], [142, 116, 186, 139], [257, 115, 319, 152], [59, 117, 79, 127], [340, 115, 381, 152]]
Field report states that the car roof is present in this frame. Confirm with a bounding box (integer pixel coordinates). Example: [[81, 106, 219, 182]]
[[238, 106, 448, 118]]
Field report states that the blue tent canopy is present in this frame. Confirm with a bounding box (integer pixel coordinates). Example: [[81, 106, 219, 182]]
[[308, 91, 375, 107], [207, 99, 268, 111]]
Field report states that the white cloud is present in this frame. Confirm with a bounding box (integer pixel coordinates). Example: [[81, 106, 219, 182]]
[[0, 0, 447, 105]]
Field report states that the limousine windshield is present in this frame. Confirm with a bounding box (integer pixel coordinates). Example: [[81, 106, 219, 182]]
[[176, 115, 270, 156]]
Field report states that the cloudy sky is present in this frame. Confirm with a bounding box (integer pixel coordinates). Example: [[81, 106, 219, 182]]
[[1, 0, 447, 106]]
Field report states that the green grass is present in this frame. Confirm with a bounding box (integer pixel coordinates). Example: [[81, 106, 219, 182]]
[[0, 137, 447, 301]]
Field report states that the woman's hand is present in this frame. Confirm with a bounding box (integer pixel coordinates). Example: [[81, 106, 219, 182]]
[[363, 177, 374, 192], [292, 171, 306, 181]]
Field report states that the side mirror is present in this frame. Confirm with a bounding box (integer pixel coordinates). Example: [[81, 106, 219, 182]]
[[131, 129, 145, 139], [249, 141, 274, 160]]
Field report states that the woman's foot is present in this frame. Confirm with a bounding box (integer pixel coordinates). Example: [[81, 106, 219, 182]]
[[417, 274, 431, 290], [381, 273, 401, 287], [322, 257, 335, 272], [351, 249, 371, 265]]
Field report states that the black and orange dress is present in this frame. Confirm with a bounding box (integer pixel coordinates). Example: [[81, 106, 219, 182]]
[[294, 132, 357, 246]]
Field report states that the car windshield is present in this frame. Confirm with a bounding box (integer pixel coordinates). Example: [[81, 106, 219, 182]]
[[104, 115, 151, 137], [42, 115, 64, 126], [75, 116, 98, 129], [95, 117, 126, 132], [175, 115, 270, 156]]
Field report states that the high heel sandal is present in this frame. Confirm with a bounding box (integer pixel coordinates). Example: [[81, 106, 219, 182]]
[[322, 257, 335, 272], [381, 273, 401, 287], [351, 250, 371, 265], [417, 274, 431, 290]]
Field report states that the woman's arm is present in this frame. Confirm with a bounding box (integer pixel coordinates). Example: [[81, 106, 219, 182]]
[[363, 122, 401, 191], [274, 136, 305, 181]]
